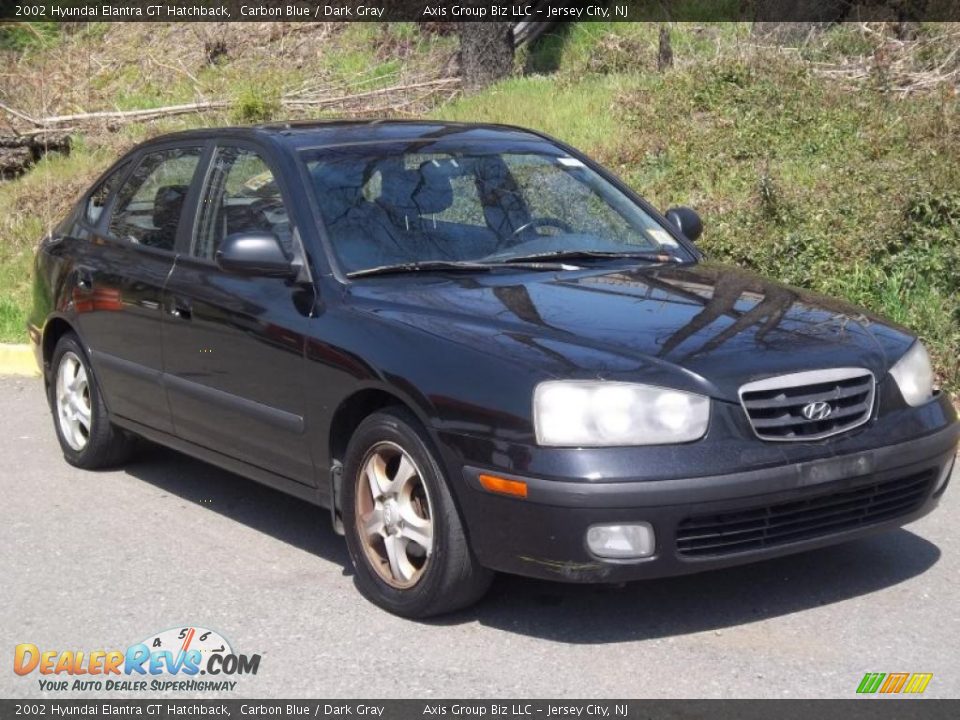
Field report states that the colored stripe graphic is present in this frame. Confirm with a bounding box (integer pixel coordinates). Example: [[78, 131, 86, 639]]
[[857, 673, 886, 694], [903, 673, 933, 694], [857, 672, 932, 694], [880, 672, 909, 693]]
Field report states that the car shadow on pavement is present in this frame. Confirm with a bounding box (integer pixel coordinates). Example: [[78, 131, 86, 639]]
[[125, 442, 941, 642], [125, 442, 352, 571], [453, 530, 941, 642]]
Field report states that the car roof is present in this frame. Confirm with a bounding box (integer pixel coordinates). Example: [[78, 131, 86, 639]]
[[134, 120, 556, 153]]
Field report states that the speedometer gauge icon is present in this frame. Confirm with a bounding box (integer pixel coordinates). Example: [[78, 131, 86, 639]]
[[137, 626, 233, 665]]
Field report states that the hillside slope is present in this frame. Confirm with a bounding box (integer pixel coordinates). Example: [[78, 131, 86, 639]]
[[1, 21, 958, 398]]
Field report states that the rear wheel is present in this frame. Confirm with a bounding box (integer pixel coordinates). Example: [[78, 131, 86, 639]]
[[342, 408, 492, 618], [49, 333, 136, 469]]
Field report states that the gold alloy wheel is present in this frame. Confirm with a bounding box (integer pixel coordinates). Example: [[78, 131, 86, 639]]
[[355, 441, 434, 589]]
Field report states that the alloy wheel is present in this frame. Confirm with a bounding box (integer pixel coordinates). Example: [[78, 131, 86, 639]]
[[355, 441, 434, 589], [55, 351, 92, 452]]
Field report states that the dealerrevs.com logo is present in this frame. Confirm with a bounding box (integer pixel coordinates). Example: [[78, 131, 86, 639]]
[[14, 626, 261, 693]]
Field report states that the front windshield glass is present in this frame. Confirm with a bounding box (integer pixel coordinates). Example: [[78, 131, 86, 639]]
[[302, 145, 691, 274]]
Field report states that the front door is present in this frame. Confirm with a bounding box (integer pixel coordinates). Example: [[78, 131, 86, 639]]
[[161, 143, 315, 485]]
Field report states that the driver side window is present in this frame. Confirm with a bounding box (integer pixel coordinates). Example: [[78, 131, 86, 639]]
[[193, 146, 293, 261]]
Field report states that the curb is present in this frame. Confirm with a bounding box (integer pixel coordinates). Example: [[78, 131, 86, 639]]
[[0, 344, 40, 377]]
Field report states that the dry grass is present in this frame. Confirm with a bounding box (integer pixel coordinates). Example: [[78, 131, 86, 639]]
[[1, 22, 958, 404], [0, 22, 463, 340], [0, 22, 459, 143], [754, 22, 960, 95]]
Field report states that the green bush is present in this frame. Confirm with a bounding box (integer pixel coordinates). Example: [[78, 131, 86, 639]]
[[0, 22, 59, 51], [231, 87, 280, 124], [881, 192, 960, 295]]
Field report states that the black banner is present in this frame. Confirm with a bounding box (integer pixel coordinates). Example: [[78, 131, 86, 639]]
[[1, 701, 960, 719], [2, 0, 960, 22]]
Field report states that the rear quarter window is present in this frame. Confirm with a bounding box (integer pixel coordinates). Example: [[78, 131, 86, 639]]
[[84, 161, 130, 227]]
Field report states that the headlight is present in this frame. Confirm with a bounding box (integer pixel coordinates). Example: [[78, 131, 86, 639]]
[[889, 341, 935, 407], [533, 381, 710, 447]]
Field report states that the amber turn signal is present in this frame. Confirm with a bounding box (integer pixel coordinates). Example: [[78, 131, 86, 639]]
[[478, 474, 528, 498]]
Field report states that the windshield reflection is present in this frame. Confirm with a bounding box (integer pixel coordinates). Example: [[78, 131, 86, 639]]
[[304, 144, 690, 274]]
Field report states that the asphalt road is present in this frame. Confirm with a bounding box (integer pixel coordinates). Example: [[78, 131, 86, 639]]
[[1, 375, 957, 699]]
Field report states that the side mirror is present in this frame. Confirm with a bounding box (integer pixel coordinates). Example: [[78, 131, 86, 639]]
[[216, 232, 295, 278], [665, 206, 704, 242]]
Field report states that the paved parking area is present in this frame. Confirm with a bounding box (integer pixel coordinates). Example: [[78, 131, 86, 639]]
[[1, 376, 957, 698]]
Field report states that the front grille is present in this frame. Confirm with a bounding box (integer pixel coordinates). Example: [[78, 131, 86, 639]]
[[676, 470, 934, 558], [740, 368, 875, 441]]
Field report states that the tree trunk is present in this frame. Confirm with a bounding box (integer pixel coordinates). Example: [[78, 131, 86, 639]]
[[751, 0, 849, 43], [459, 21, 514, 91], [657, 25, 673, 71]]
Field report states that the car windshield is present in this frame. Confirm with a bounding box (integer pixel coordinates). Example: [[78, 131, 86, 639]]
[[301, 144, 693, 275]]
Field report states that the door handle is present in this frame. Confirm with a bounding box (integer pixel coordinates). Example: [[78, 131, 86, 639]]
[[169, 298, 192, 321]]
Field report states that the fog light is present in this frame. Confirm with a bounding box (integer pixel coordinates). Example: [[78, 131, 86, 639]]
[[935, 458, 955, 494], [585, 523, 655, 559]]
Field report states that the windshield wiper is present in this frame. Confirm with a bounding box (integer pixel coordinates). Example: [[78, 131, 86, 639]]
[[347, 259, 573, 279], [486, 250, 683, 265]]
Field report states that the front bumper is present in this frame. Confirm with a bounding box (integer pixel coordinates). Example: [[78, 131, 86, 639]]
[[453, 420, 958, 583]]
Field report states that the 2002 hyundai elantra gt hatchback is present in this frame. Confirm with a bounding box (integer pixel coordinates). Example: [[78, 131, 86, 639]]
[[30, 121, 958, 617]]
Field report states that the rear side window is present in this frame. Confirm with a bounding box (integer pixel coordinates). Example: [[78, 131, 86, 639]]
[[108, 147, 203, 251], [85, 161, 129, 226], [193, 146, 293, 260]]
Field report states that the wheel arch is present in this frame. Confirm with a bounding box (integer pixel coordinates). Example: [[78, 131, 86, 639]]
[[41, 315, 80, 382], [327, 386, 433, 467], [324, 383, 468, 533]]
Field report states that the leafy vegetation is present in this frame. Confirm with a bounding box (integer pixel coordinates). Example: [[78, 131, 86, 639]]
[[0, 22, 60, 51], [0, 21, 957, 399], [441, 23, 960, 396]]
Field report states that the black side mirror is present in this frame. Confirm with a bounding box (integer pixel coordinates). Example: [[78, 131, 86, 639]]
[[216, 232, 295, 278], [665, 206, 704, 242]]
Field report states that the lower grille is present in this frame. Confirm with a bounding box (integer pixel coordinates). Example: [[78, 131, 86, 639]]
[[676, 470, 934, 558]]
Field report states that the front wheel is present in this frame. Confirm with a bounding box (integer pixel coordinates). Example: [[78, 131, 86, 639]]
[[341, 408, 493, 618]]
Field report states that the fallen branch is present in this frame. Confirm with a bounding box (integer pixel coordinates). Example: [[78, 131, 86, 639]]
[[0, 131, 72, 177], [14, 77, 461, 129], [282, 77, 460, 108], [0, 101, 40, 127], [34, 100, 231, 125]]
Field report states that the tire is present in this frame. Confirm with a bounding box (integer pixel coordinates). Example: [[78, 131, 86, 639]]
[[48, 332, 137, 469], [341, 407, 493, 618]]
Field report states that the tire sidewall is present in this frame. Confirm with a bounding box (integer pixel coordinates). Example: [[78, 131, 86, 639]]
[[342, 410, 461, 617]]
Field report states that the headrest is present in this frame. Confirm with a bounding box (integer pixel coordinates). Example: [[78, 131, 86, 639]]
[[378, 167, 420, 212], [153, 185, 188, 230], [378, 161, 455, 217], [311, 162, 367, 222], [415, 160, 454, 215]]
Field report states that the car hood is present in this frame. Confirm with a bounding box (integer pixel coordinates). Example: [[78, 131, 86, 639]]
[[349, 262, 916, 401]]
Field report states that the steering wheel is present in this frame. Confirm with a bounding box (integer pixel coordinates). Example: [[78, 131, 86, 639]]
[[246, 196, 293, 256], [512, 217, 574, 237], [249, 196, 286, 222]]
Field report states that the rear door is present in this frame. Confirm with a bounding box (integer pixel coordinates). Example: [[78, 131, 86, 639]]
[[161, 142, 315, 484], [75, 144, 205, 433]]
